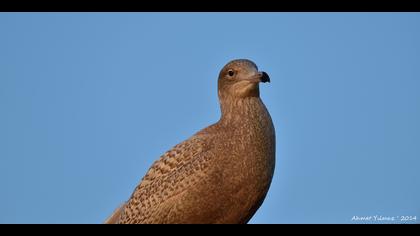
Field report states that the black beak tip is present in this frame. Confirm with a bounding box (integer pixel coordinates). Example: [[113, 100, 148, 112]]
[[261, 71, 270, 83]]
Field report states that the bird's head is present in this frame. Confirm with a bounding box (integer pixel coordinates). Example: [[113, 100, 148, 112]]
[[218, 59, 270, 100]]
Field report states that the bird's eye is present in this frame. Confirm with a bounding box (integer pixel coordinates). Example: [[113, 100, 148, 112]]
[[228, 70, 235, 77]]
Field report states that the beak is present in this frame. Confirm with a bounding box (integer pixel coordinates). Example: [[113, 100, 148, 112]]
[[247, 71, 270, 83], [260, 71, 270, 83], [243, 71, 270, 83]]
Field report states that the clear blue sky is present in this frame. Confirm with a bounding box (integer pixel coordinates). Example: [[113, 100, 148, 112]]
[[1, 13, 419, 224]]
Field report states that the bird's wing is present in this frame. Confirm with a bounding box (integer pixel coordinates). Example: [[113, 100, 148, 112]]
[[119, 135, 214, 223]]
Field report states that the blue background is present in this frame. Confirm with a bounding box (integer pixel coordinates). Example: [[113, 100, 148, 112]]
[[1, 13, 419, 224]]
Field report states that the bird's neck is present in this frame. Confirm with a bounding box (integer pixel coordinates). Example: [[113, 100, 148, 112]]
[[218, 96, 268, 126]]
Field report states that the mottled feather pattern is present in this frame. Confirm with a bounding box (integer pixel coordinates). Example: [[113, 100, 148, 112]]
[[118, 136, 215, 224]]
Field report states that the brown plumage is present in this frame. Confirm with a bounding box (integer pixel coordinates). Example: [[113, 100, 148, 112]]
[[105, 59, 275, 224]]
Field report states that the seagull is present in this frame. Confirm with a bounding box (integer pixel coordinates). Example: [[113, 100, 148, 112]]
[[105, 59, 275, 224]]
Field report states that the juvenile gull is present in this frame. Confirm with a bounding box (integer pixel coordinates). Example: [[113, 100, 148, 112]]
[[105, 59, 275, 224]]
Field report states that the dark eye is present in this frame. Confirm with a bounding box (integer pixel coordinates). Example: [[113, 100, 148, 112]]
[[228, 70, 235, 77]]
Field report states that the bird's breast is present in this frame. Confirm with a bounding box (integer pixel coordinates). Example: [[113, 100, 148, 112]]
[[207, 110, 275, 223]]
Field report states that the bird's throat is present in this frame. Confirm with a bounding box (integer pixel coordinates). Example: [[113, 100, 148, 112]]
[[219, 96, 268, 126]]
